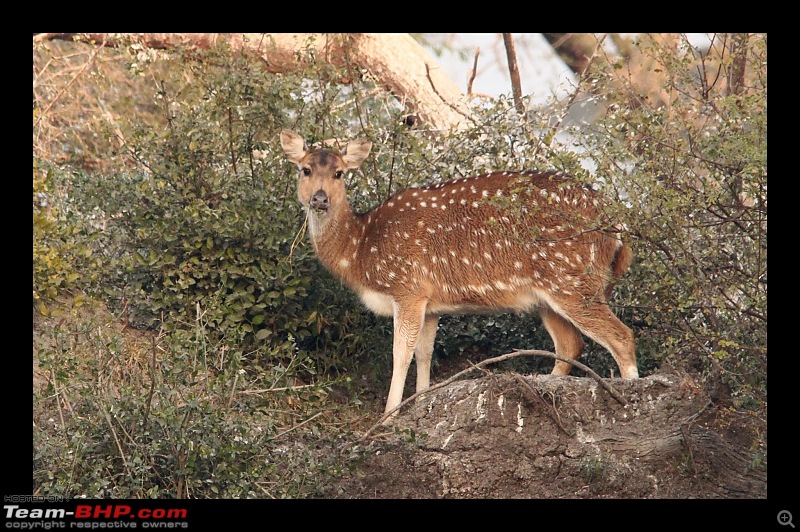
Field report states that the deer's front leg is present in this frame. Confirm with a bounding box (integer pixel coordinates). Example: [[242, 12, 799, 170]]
[[384, 298, 428, 417]]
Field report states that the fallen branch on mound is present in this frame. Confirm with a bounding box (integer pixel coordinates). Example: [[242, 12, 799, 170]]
[[356, 349, 628, 443]]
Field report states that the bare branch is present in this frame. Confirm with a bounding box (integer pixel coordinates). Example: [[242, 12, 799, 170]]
[[502, 33, 525, 114], [726, 33, 749, 97], [467, 47, 480, 97]]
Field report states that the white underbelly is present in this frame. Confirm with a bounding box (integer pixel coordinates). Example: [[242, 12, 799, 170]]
[[427, 295, 541, 315], [358, 288, 395, 317], [358, 285, 549, 318]]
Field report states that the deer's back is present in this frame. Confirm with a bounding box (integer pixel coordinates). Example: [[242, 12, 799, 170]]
[[331, 171, 622, 315]]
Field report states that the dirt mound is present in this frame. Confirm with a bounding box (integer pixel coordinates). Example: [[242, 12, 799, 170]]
[[325, 370, 766, 498]]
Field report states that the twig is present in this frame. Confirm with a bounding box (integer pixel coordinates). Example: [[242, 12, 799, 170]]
[[142, 335, 158, 427], [101, 405, 132, 479], [256, 482, 277, 499], [680, 424, 697, 475], [238, 383, 322, 395], [269, 411, 324, 441], [677, 400, 713, 477], [512, 349, 629, 406], [66, 437, 83, 495], [537, 34, 607, 155], [510, 372, 574, 437], [467, 47, 480, 97], [51, 369, 69, 446], [96, 97, 127, 150], [287, 210, 309, 272], [424, 63, 475, 125], [227, 107, 238, 176], [330, 87, 385, 111], [227, 371, 240, 408], [34, 34, 109, 129]]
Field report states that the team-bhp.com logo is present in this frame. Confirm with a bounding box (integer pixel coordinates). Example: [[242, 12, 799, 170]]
[[5, 504, 188, 528]]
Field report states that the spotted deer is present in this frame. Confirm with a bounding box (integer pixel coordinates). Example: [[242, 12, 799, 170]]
[[280, 129, 638, 416]]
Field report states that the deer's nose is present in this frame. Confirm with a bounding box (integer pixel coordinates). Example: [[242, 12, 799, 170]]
[[310, 189, 329, 211]]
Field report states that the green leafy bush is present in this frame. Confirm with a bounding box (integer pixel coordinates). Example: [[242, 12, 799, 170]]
[[33, 159, 102, 315], [33, 302, 341, 498], [574, 34, 767, 406]]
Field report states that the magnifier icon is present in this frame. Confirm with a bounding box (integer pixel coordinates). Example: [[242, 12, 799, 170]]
[[779, 511, 795, 528]]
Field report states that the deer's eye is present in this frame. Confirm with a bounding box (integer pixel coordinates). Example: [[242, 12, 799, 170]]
[[334, 170, 344, 180], [301, 167, 312, 177]]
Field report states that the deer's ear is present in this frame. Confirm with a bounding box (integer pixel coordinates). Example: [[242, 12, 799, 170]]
[[342, 138, 372, 169], [280, 130, 308, 165]]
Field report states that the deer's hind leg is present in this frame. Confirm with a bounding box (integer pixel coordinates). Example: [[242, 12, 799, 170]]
[[541, 306, 585, 376], [549, 298, 638, 379], [414, 314, 440, 395]]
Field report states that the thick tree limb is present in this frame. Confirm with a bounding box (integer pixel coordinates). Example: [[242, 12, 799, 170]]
[[34, 33, 472, 133]]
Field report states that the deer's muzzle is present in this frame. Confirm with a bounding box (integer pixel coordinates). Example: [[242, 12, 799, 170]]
[[310, 189, 329, 212]]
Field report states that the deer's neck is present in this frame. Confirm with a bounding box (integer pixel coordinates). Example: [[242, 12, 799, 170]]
[[306, 202, 364, 283]]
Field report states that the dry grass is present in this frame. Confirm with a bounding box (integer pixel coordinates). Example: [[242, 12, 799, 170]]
[[34, 38, 172, 174]]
